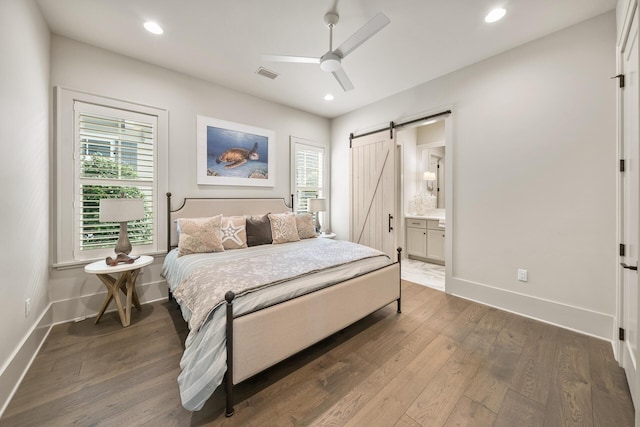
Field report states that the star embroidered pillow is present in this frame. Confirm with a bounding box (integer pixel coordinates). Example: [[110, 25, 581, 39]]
[[220, 216, 247, 249]]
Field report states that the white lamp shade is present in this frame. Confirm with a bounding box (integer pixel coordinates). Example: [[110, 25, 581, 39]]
[[423, 171, 437, 181], [308, 198, 327, 213], [99, 198, 145, 222]]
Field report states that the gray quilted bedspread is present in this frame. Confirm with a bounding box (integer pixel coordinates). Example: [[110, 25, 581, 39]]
[[173, 239, 387, 332]]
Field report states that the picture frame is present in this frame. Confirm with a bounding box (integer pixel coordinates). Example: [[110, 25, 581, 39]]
[[197, 115, 275, 186]]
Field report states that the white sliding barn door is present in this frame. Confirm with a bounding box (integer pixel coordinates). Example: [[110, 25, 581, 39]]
[[351, 130, 397, 258]]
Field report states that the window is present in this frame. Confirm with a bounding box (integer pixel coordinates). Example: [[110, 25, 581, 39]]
[[75, 102, 154, 255], [291, 137, 326, 214], [55, 88, 167, 265]]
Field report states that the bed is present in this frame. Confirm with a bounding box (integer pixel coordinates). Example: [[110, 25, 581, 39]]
[[162, 193, 402, 416]]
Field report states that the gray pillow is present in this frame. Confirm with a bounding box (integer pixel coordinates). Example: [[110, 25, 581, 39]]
[[246, 214, 272, 246]]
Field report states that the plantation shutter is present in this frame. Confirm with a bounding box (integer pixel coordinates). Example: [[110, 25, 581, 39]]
[[294, 143, 324, 213], [74, 101, 157, 258]]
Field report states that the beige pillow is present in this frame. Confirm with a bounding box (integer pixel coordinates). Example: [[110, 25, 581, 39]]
[[268, 212, 301, 244], [177, 215, 224, 257], [296, 213, 316, 239], [220, 216, 247, 249]]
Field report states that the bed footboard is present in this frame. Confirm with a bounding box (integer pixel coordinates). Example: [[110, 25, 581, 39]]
[[224, 247, 402, 417]]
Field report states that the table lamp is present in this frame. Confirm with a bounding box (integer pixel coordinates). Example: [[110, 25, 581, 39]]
[[308, 197, 327, 234], [99, 198, 145, 255]]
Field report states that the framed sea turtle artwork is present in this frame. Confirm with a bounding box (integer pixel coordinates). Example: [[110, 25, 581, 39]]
[[196, 115, 275, 187]]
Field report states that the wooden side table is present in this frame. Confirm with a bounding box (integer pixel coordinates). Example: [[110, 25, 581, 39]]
[[84, 255, 154, 327]]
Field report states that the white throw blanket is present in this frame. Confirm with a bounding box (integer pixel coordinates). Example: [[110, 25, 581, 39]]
[[173, 239, 387, 332]]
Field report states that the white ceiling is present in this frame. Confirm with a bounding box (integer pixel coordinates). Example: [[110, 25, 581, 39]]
[[36, 0, 616, 119]]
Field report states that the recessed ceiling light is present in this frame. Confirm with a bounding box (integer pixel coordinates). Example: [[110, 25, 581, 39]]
[[144, 21, 164, 35], [324, 94, 334, 101], [485, 8, 506, 23]]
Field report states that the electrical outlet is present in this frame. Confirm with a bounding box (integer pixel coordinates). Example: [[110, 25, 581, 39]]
[[517, 269, 528, 282], [25, 298, 31, 317]]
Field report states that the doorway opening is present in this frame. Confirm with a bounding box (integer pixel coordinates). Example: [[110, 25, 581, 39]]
[[397, 116, 449, 291]]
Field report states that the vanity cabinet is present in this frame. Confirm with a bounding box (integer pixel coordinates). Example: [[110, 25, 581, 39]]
[[426, 220, 445, 262], [406, 219, 427, 258], [406, 217, 445, 264]]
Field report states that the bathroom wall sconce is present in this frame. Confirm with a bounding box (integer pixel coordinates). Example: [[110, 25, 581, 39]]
[[423, 171, 437, 191]]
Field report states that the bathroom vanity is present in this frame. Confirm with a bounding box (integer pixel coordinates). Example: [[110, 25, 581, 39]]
[[406, 210, 445, 264]]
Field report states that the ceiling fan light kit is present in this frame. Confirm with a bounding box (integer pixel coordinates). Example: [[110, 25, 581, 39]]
[[320, 52, 342, 72], [263, 11, 390, 92]]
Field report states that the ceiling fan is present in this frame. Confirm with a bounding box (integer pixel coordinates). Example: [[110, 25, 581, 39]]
[[262, 11, 391, 92]]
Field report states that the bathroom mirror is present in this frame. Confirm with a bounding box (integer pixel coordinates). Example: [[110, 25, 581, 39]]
[[416, 120, 445, 209], [417, 144, 445, 209]]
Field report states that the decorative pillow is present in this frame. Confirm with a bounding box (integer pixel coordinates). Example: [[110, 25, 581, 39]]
[[269, 212, 301, 244], [295, 213, 316, 239], [220, 216, 247, 249], [246, 214, 272, 246], [177, 215, 225, 257]]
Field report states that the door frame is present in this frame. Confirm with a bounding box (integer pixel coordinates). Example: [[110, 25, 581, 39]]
[[395, 110, 454, 286], [616, 0, 639, 418]]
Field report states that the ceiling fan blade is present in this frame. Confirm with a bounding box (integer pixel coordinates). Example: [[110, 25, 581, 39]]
[[334, 12, 390, 58], [332, 67, 354, 91], [262, 54, 320, 64]]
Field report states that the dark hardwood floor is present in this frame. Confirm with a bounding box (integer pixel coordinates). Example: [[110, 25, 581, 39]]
[[2, 281, 634, 426]]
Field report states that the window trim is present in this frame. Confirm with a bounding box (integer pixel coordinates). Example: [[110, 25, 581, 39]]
[[54, 87, 168, 268], [290, 135, 329, 226]]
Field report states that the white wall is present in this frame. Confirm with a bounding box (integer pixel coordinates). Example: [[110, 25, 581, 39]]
[[48, 36, 330, 322], [331, 12, 617, 339], [0, 0, 51, 414]]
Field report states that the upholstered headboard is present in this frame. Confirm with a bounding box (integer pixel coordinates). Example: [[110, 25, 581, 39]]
[[166, 193, 293, 250]]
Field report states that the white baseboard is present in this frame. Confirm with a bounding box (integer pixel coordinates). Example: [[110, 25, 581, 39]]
[[447, 276, 614, 341], [0, 279, 168, 418], [51, 279, 168, 324], [0, 303, 53, 418]]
